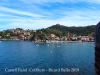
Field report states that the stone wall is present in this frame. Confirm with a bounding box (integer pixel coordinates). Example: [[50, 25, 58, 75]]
[[95, 22, 100, 75], [95, 47, 100, 75]]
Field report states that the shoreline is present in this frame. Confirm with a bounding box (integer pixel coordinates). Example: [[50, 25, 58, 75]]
[[34, 40, 94, 43], [0, 39, 20, 41], [0, 39, 94, 43]]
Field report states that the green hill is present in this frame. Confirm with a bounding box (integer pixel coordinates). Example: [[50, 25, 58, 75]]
[[47, 24, 95, 36]]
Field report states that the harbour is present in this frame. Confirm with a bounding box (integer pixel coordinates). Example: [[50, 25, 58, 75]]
[[0, 41, 95, 75]]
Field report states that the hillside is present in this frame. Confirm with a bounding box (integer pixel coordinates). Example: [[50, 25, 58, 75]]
[[47, 24, 95, 36]]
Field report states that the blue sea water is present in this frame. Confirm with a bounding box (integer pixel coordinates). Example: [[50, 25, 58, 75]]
[[0, 41, 95, 75]]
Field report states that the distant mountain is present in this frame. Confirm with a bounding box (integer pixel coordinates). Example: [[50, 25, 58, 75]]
[[47, 24, 95, 36]]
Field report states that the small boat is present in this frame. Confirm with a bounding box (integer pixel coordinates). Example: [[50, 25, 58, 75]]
[[36, 44, 39, 46], [57, 46, 60, 47], [46, 41, 51, 43], [47, 44, 49, 46], [50, 51, 52, 53]]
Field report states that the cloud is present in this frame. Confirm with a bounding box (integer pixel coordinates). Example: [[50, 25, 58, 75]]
[[19, 0, 65, 4], [80, 0, 100, 4], [0, 0, 100, 31], [0, 6, 44, 18], [19, 0, 100, 4], [0, 6, 99, 30]]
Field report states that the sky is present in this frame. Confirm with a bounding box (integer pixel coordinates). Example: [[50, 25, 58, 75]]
[[0, 0, 100, 30]]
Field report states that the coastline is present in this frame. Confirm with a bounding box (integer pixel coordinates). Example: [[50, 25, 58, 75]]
[[0, 39, 94, 43], [0, 39, 20, 41], [34, 40, 94, 43]]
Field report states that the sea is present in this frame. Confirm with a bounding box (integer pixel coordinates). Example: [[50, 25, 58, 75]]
[[0, 41, 95, 75]]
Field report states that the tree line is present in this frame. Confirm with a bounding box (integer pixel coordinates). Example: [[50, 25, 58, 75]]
[[36, 24, 95, 37]]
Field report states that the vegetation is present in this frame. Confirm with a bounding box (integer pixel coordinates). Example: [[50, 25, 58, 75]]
[[37, 24, 95, 36], [0, 24, 95, 41]]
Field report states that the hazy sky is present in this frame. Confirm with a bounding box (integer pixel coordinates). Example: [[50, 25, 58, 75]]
[[0, 0, 100, 30]]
